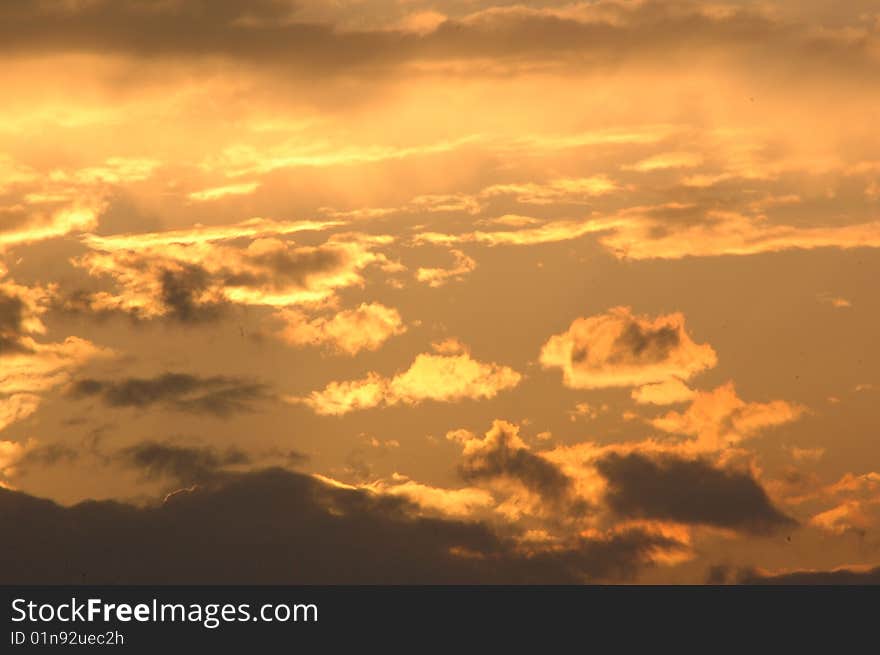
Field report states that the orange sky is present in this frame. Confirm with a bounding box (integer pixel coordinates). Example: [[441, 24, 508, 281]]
[[1, 0, 879, 584]]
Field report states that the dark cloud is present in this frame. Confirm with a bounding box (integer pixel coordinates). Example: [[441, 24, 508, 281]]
[[8, 444, 82, 477], [596, 452, 796, 535], [0, 0, 874, 81], [0, 468, 681, 583], [0, 291, 32, 356], [737, 566, 880, 585], [222, 247, 346, 291], [705, 564, 734, 585], [159, 265, 227, 324], [120, 441, 251, 484], [458, 422, 589, 516], [461, 439, 571, 502], [607, 321, 680, 366], [68, 372, 271, 416]]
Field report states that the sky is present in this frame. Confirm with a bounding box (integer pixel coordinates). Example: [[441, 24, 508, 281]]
[[1, 0, 879, 584]]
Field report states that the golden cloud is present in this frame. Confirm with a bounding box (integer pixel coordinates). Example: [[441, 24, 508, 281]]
[[1, 278, 108, 425], [540, 306, 717, 389], [0, 204, 101, 250], [415, 249, 476, 287], [650, 382, 805, 452], [74, 229, 389, 319], [296, 349, 521, 415], [600, 211, 880, 260], [275, 302, 406, 355], [632, 379, 696, 405], [187, 181, 261, 202], [479, 175, 618, 205], [810, 501, 877, 536], [415, 217, 618, 248], [366, 474, 495, 518]]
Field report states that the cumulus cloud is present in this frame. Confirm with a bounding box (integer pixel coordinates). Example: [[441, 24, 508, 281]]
[[650, 382, 805, 452], [68, 372, 271, 416], [795, 471, 880, 536], [539, 306, 717, 389], [275, 302, 406, 355], [595, 452, 796, 535], [448, 420, 583, 514], [296, 349, 521, 415]]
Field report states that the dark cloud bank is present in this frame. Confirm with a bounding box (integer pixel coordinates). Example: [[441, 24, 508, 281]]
[[68, 372, 271, 416], [0, 0, 875, 80], [708, 564, 880, 585], [596, 453, 796, 535], [0, 467, 680, 584]]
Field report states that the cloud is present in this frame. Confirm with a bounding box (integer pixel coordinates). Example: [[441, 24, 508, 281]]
[[0, 281, 48, 355], [0, 273, 110, 432], [187, 181, 260, 202], [72, 229, 388, 320], [415, 249, 476, 287], [297, 349, 521, 415], [275, 302, 406, 355], [595, 452, 796, 535], [623, 151, 703, 172], [817, 293, 852, 309], [737, 565, 880, 585], [0, 156, 161, 251], [0, 203, 100, 251], [413, 205, 880, 261], [0, 0, 876, 84], [479, 175, 618, 205], [155, 264, 228, 324], [449, 420, 581, 511], [366, 474, 495, 519], [809, 501, 875, 536], [539, 306, 717, 389], [120, 441, 251, 484], [68, 372, 270, 416], [47, 157, 159, 186], [599, 211, 880, 260], [793, 471, 880, 536], [82, 217, 339, 251], [0, 467, 682, 583], [3, 441, 79, 478], [632, 379, 696, 405], [415, 217, 617, 248], [650, 382, 805, 452], [0, 439, 31, 479], [203, 136, 478, 177], [568, 402, 606, 422]]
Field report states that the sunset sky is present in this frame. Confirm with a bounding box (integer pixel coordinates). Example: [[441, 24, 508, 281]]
[[1, 0, 880, 584]]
